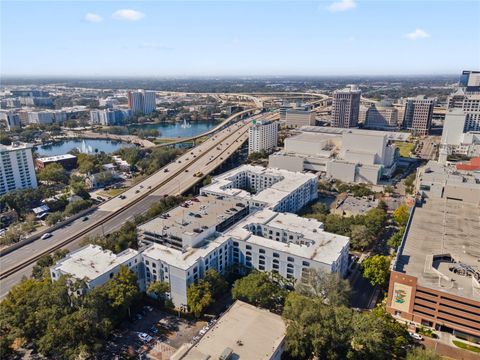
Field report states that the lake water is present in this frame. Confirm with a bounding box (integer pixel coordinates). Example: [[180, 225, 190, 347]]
[[129, 120, 218, 138], [36, 139, 132, 156]]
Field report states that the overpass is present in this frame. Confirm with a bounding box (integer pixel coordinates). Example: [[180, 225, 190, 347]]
[[0, 111, 275, 297]]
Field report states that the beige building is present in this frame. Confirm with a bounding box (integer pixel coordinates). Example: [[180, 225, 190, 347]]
[[285, 105, 316, 128], [332, 85, 361, 128], [363, 104, 399, 130], [402, 96, 434, 136]]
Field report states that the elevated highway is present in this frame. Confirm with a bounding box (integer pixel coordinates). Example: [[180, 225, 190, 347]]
[[0, 111, 278, 298]]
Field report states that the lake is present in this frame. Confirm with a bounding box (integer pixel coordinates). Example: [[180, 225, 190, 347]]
[[129, 120, 218, 138], [36, 139, 133, 157]]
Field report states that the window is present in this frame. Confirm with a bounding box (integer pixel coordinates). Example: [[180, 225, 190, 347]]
[[152, 263, 156, 268], [302, 261, 310, 267], [259, 255, 265, 260], [287, 267, 294, 274], [259, 259, 265, 265], [259, 265, 265, 271], [233, 241, 239, 246], [273, 259, 279, 264], [272, 264, 279, 270], [259, 249, 265, 254], [273, 253, 279, 258], [287, 257, 294, 262], [145, 260, 150, 265], [246, 245, 252, 250]]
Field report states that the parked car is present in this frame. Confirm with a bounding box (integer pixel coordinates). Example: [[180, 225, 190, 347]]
[[409, 332, 423, 341], [137, 332, 153, 343], [40, 232, 52, 240], [82, 216, 89, 222]]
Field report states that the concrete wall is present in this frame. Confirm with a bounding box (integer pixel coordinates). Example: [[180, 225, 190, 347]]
[[268, 154, 304, 172]]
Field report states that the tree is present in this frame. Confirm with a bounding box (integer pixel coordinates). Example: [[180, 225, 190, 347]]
[[296, 268, 350, 306], [406, 348, 441, 360], [387, 227, 405, 249], [350, 224, 375, 250], [31, 249, 69, 279], [231, 271, 287, 311], [71, 182, 90, 200], [393, 204, 410, 227], [187, 280, 213, 318], [147, 281, 170, 300], [38, 163, 69, 185], [204, 269, 228, 298], [0, 134, 12, 145], [362, 255, 391, 287], [377, 199, 388, 211], [364, 208, 387, 236], [46, 211, 64, 226], [202, 175, 212, 186], [64, 199, 91, 216], [101, 266, 140, 319], [311, 201, 330, 216], [384, 186, 394, 194]]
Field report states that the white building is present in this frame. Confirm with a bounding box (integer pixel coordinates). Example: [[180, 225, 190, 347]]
[[172, 300, 286, 360], [248, 119, 278, 154], [285, 105, 316, 128], [441, 109, 480, 157], [128, 90, 156, 115], [27, 111, 54, 125], [0, 143, 37, 195], [89, 109, 131, 125], [269, 127, 400, 184], [50, 244, 143, 294], [142, 91, 156, 114], [200, 165, 318, 213], [448, 70, 480, 133], [0, 111, 21, 130]]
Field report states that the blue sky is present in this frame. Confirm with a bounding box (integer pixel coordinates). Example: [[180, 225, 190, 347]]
[[1, 0, 479, 76]]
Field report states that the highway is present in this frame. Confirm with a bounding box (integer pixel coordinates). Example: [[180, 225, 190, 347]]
[[0, 111, 278, 298]]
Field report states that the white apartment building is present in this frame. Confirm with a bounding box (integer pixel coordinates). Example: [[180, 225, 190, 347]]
[[128, 90, 156, 115], [200, 165, 318, 213], [50, 244, 143, 294], [27, 111, 54, 125], [142, 91, 156, 114], [0, 111, 21, 130], [0, 143, 37, 195], [285, 105, 316, 128], [89, 109, 131, 125], [248, 119, 278, 154]]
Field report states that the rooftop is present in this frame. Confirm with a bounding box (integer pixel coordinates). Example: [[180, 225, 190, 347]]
[[0, 142, 33, 152], [394, 198, 480, 301], [173, 300, 286, 360], [334, 195, 379, 215], [37, 154, 77, 162], [300, 126, 411, 141], [51, 244, 139, 282], [226, 209, 349, 265]]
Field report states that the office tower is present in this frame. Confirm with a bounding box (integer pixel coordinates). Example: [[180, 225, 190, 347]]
[[279, 103, 293, 122], [363, 104, 399, 130], [248, 119, 278, 154], [128, 90, 156, 115], [0, 143, 38, 195], [331, 85, 361, 128], [447, 70, 480, 133], [402, 96, 434, 136], [285, 104, 316, 128]]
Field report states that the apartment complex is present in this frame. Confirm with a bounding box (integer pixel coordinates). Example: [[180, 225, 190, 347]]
[[200, 165, 318, 213], [387, 198, 480, 342], [50, 244, 144, 293], [0, 111, 21, 130], [285, 105, 316, 128], [331, 85, 361, 128], [248, 119, 278, 154], [0, 143, 37, 195], [89, 108, 132, 125], [362, 104, 399, 130], [128, 90, 156, 115], [402, 96, 434, 136], [27, 110, 67, 125]]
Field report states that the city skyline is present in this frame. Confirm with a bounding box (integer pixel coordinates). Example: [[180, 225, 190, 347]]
[[1, 0, 479, 77]]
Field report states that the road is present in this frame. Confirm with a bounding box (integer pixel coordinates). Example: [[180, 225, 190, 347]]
[[0, 111, 278, 298]]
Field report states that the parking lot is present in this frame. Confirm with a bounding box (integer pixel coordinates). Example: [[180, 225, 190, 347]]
[[98, 306, 209, 359]]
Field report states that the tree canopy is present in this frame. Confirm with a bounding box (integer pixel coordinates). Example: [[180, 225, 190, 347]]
[[361, 255, 391, 287]]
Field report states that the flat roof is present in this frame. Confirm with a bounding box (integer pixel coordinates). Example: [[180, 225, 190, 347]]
[[37, 154, 77, 162], [335, 196, 378, 214], [202, 165, 316, 209], [52, 244, 139, 282], [300, 126, 411, 141], [0, 142, 33, 152], [175, 300, 286, 360], [394, 198, 480, 301], [226, 210, 349, 265], [138, 195, 247, 244]]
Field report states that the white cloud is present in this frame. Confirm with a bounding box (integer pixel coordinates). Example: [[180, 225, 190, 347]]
[[112, 9, 145, 21], [327, 0, 356, 12], [85, 12, 102, 23], [404, 28, 431, 40]]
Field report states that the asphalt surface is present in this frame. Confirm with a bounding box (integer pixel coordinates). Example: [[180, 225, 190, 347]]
[[0, 112, 278, 299]]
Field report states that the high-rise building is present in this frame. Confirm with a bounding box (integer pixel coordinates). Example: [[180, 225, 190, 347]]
[[27, 111, 55, 125], [0, 112, 21, 130], [363, 104, 399, 130], [128, 90, 156, 115], [447, 70, 480, 133], [248, 119, 278, 154], [0, 143, 38, 195], [331, 85, 361, 128], [285, 104, 316, 128], [89, 109, 131, 125], [402, 96, 434, 136]]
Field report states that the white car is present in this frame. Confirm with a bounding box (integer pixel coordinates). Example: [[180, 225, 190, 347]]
[[409, 332, 423, 341], [138, 332, 153, 343], [40, 233, 52, 240]]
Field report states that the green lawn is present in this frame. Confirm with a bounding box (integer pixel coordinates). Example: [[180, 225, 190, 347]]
[[98, 188, 125, 198], [453, 340, 480, 353], [395, 142, 415, 157]]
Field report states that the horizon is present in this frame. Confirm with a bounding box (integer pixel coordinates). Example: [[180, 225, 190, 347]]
[[1, 0, 479, 77]]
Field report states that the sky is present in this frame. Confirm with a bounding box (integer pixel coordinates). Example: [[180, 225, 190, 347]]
[[1, 0, 479, 77]]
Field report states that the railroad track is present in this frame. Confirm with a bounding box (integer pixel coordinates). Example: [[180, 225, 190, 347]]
[[0, 117, 256, 281]]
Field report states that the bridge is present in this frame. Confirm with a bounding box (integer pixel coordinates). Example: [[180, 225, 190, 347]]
[[0, 111, 276, 298]]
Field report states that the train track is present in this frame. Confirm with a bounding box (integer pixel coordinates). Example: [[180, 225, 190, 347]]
[[0, 117, 256, 281]]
